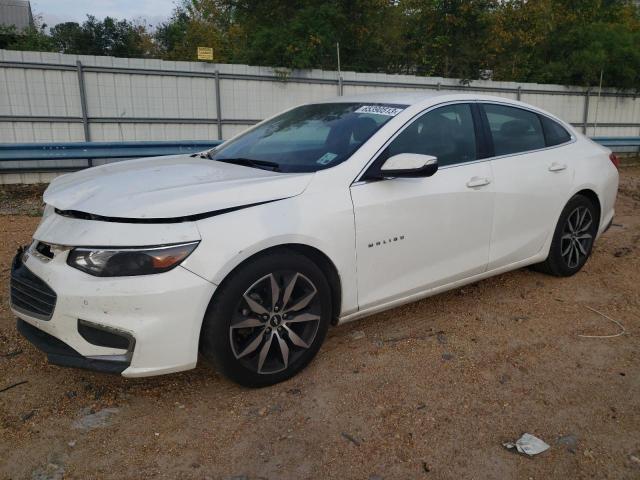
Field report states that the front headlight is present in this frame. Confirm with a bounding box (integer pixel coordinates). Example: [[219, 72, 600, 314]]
[[67, 242, 199, 277]]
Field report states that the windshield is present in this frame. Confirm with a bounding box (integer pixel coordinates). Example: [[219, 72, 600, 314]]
[[209, 103, 407, 173]]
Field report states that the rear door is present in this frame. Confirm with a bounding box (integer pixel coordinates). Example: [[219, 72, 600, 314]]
[[350, 102, 495, 310], [480, 103, 575, 269]]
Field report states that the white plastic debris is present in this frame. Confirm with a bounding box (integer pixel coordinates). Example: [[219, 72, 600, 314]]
[[503, 433, 550, 456]]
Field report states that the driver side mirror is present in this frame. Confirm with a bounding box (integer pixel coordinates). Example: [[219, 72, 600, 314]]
[[379, 153, 438, 178]]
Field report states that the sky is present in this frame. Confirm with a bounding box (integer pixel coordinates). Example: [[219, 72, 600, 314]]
[[31, 0, 179, 29]]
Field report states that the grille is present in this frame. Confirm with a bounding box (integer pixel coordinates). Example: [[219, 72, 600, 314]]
[[10, 253, 57, 321]]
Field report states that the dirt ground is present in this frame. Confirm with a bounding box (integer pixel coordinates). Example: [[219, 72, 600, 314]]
[[1, 167, 639, 480]]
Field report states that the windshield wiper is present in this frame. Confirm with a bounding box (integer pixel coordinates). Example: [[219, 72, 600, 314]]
[[213, 157, 281, 172]]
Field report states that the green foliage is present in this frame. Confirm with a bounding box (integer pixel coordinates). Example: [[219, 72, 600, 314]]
[[1, 0, 639, 89], [488, 0, 640, 89], [49, 16, 152, 57], [0, 24, 54, 51]]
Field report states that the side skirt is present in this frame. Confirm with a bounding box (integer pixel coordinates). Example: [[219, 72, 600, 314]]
[[337, 253, 547, 325]]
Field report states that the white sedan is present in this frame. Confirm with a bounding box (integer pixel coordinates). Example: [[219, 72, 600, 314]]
[[10, 93, 619, 386]]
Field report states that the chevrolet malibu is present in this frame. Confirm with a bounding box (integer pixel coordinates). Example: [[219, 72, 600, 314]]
[[10, 92, 619, 387]]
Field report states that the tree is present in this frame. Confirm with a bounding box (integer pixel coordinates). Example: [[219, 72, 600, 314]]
[[49, 16, 153, 57], [401, 0, 498, 80], [0, 22, 54, 52], [487, 0, 640, 90], [155, 0, 405, 71], [1, 0, 639, 90], [155, 1, 231, 61]]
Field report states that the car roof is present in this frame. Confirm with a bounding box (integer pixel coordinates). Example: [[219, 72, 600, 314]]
[[316, 91, 524, 108], [313, 91, 570, 126]]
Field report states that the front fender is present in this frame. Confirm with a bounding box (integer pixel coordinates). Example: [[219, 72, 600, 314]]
[[180, 191, 359, 317]]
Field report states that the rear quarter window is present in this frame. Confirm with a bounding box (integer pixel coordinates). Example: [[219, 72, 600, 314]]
[[539, 115, 572, 146]]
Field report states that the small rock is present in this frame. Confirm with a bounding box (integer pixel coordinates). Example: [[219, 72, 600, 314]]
[[67, 440, 76, 448], [72, 408, 119, 431], [441, 353, 454, 361], [630, 454, 640, 465], [258, 407, 268, 416], [21, 410, 35, 422], [351, 330, 366, 340], [614, 247, 632, 257], [422, 461, 431, 473], [190, 462, 200, 469], [436, 332, 447, 345], [498, 374, 510, 385], [341, 432, 361, 446], [65, 391, 77, 399], [417, 403, 427, 410], [32, 462, 65, 480], [287, 388, 301, 395], [557, 434, 578, 453], [93, 386, 106, 400]]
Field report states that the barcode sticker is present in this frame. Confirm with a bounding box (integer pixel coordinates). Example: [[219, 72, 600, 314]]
[[355, 105, 404, 116]]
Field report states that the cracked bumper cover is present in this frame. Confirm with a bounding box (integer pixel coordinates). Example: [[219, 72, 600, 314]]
[[10, 248, 217, 377]]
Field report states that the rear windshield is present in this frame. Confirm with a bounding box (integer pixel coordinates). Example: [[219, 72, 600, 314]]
[[209, 103, 407, 173]]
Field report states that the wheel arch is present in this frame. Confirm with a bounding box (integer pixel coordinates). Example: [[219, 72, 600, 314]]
[[573, 188, 602, 228], [539, 187, 603, 265], [207, 243, 343, 326]]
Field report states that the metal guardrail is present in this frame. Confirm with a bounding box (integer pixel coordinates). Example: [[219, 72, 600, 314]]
[[592, 137, 640, 148], [0, 137, 636, 174], [593, 136, 640, 155], [0, 140, 222, 172]]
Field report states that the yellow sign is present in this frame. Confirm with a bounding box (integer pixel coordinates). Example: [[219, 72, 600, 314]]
[[197, 47, 213, 61]]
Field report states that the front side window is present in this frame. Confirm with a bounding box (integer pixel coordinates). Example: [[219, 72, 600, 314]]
[[382, 103, 477, 167], [540, 115, 572, 146], [209, 103, 406, 173], [483, 104, 545, 156]]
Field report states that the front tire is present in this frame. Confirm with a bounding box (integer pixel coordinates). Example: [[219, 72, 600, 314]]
[[200, 250, 332, 387], [535, 194, 599, 277]]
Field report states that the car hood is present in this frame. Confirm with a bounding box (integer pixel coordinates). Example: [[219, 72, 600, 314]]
[[44, 154, 314, 220]]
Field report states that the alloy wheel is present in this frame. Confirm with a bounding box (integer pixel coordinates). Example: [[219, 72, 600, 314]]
[[560, 206, 594, 269], [229, 271, 321, 374]]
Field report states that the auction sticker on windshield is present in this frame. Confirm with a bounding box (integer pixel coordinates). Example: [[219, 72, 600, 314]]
[[317, 152, 338, 165], [355, 105, 404, 116]]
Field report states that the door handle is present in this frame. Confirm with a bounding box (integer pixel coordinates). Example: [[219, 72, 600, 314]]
[[548, 162, 567, 172], [466, 176, 491, 188]]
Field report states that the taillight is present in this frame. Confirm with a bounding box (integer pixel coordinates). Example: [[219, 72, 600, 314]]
[[609, 153, 620, 169]]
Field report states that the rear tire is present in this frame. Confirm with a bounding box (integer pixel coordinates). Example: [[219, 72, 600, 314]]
[[200, 250, 332, 387], [534, 194, 599, 277]]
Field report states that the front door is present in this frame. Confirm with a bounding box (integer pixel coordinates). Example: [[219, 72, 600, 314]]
[[350, 103, 495, 310]]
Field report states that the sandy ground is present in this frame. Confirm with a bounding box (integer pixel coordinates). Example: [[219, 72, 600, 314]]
[[1, 167, 639, 480]]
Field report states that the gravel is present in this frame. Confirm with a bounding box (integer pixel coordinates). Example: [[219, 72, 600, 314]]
[[1, 166, 640, 479]]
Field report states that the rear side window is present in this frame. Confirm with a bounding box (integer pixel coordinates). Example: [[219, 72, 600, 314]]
[[483, 104, 545, 156], [540, 115, 571, 146], [384, 103, 477, 167]]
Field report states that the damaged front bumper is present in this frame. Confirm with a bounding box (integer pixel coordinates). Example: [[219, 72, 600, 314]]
[[10, 240, 216, 377]]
